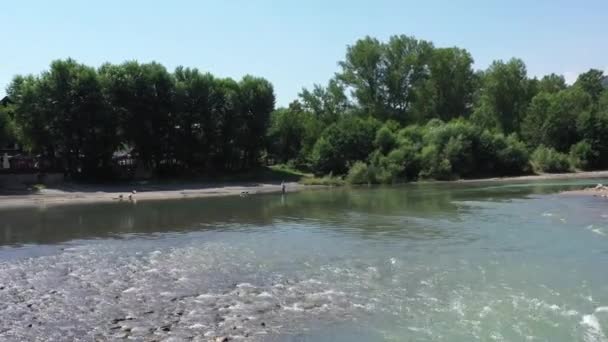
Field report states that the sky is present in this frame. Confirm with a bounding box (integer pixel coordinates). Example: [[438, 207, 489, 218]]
[[1, 0, 607, 106]]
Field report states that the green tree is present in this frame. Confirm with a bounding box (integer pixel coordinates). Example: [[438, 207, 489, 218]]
[[173, 67, 215, 169], [267, 106, 318, 164], [574, 69, 605, 101], [382, 35, 434, 121], [0, 104, 17, 149], [9, 59, 119, 177], [472, 58, 532, 134], [100, 61, 175, 172], [299, 78, 350, 124], [537, 73, 567, 94], [311, 116, 380, 175], [415, 47, 475, 121], [238, 75, 276, 169], [337, 36, 386, 117], [522, 88, 591, 152]]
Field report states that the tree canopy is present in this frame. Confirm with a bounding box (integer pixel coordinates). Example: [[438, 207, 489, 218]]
[[4, 34, 608, 182]]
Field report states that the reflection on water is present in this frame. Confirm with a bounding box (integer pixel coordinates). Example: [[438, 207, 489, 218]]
[[0, 179, 607, 341], [1, 179, 599, 248]]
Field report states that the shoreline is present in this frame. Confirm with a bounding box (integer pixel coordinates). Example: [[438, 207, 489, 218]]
[[2, 170, 608, 209], [451, 170, 608, 183], [0, 182, 309, 209]]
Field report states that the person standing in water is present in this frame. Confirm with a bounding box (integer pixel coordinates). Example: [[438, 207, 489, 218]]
[[281, 181, 286, 195]]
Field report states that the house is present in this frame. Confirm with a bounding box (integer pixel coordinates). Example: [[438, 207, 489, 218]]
[[0, 96, 12, 107]]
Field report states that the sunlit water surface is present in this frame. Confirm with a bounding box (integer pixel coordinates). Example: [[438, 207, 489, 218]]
[[1, 179, 608, 341]]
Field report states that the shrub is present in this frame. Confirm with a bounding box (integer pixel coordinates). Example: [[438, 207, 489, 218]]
[[374, 126, 397, 154], [497, 134, 530, 175], [372, 155, 404, 184], [346, 161, 372, 184], [419, 145, 453, 180], [531, 146, 571, 173], [300, 174, 345, 186], [398, 124, 425, 144], [310, 116, 381, 175], [569, 140, 597, 170]]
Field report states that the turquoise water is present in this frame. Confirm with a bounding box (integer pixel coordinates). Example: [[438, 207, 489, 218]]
[[0, 179, 607, 341]]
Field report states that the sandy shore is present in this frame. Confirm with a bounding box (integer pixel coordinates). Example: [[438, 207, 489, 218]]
[[561, 183, 608, 197], [0, 182, 306, 209], [2, 170, 608, 209], [452, 170, 608, 183]]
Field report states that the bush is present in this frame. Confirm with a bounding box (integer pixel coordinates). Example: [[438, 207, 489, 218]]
[[300, 174, 345, 186], [346, 161, 372, 184], [393, 142, 422, 180], [374, 126, 397, 154], [310, 116, 381, 175], [419, 145, 453, 180], [372, 155, 404, 184], [531, 146, 571, 173], [569, 140, 597, 170], [497, 134, 530, 175], [398, 124, 425, 144]]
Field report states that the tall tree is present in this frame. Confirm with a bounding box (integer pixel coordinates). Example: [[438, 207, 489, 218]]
[[173, 67, 215, 169], [100, 61, 175, 172], [299, 78, 350, 124], [522, 88, 591, 151], [472, 58, 532, 134], [337, 36, 386, 117], [382, 35, 434, 121], [537, 73, 567, 94], [238, 75, 276, 169], [415, 47, 475, 121], [574, 69, 605, 102], [9, 59, 118, 176]]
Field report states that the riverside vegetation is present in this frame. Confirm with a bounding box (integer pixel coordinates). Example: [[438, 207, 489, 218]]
[[2, 35, 608, 184]]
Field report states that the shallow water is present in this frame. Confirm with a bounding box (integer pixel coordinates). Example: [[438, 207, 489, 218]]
[[1, 179, 608, 341]]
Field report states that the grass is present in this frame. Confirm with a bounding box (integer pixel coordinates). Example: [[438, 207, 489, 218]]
[[269, 164, 345, 186], [299, 174, 345, 186]]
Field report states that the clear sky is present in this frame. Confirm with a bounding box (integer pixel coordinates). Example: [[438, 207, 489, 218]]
[[2, 0, 607, 106]]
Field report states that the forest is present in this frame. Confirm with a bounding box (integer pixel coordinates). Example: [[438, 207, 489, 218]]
[[2, 34, 608, 182]]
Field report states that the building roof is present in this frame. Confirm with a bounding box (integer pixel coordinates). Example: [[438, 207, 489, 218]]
[[0, 96, 13, 106]]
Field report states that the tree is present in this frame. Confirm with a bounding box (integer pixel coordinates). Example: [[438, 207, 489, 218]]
[[522, 88, 591, 152], [472, 58, 532, 134], [574, 69, 605, 102], [9, 59, 119, 177], [537, 73, 567, 94], [337, 36, 386, 117], [0, 104, 17, 148], [311, 116, 380, 175], [415, 47, 475, 121], [238, 75, 275, 169], [100, 61, 175, 172], [267, 107, 317, 164], [299, 78, 350, 124], [173, 67, 215, 169], [382, 35, 434, 121]]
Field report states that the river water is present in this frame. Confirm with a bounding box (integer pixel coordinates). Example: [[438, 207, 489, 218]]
[[1, 180, 607, 341]]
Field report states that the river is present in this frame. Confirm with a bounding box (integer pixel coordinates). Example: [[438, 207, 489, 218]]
[[1, 179, 607, 341]]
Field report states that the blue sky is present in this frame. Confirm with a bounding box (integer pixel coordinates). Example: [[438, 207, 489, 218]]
[[2, 0, 607, 106]]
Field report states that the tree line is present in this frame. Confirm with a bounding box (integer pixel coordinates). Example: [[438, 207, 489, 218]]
[[267, 35, 608, 183], [2, 60, 274, 178], [2, 34, 608, 181]]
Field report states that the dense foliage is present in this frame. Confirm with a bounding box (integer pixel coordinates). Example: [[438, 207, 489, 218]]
[[4, 34, 608, 182], [6, 60, 274, 178], [267, 36, 607, 183]]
